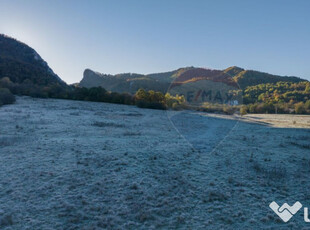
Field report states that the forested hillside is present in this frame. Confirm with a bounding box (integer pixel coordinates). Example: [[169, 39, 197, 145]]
[[241, 81, 310, 114], [80, 66, 305, 93], [0, 34, 309, 114], [0, 34, 64, 86]]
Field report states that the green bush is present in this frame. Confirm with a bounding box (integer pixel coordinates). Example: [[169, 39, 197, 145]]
[[0, 88, 15, 106], [134, 89, 167, 110], [240, 105, 248, 115]]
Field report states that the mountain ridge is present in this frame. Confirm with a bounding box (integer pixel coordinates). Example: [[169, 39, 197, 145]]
[[79, 66, 307, 94]]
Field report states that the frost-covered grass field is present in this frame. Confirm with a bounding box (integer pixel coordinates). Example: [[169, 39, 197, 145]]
[[1, 97, 310, 229]]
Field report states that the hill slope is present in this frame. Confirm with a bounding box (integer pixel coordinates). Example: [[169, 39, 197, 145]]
[[0, 34, 65, 86], [80, 68, 194, 94], [80, 66, 306, 93], [224, 66, 304, 89]]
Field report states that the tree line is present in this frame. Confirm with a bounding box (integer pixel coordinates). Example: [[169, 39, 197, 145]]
[[0, 77, 184, 110], [241, 81, 310, 114], [1, 76, 309, 114]]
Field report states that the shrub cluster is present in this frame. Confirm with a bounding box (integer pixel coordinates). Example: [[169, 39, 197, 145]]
[[239, 101, 310, 115], [0, 88, 15, 106], [134, 89, 185, 110]]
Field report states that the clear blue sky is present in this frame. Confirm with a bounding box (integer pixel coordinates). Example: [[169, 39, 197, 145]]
[[0, 0, 309, 83]]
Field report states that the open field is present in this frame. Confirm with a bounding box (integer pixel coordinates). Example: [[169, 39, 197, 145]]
[[201, 113, 310, 129], [241, 114, 310, 128], [0, 97, 310, 229]]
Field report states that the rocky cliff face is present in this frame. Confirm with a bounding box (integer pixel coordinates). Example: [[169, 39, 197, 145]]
[[80, 69, 176, 94], [80, 69, 109, 88]]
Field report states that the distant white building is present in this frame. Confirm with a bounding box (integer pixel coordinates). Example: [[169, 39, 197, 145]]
[[228, 100, 239, 106]]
